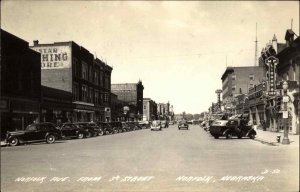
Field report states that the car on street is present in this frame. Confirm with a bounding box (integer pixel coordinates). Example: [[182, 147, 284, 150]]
[[209, 118, 256, 139], [150, 120, 162, 131], [97, 122, 114, 135], [168, 121, 174, 125], [178, 120, 189, 130], [139, 121, 150, 129], [58, 122, 88, 139], [5, 122, 62, 146], [73, 122, 99, 137], [109, 122, 123, 133]]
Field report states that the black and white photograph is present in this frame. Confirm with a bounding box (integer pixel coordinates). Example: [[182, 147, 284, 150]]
[[1, 1, 299, 192]]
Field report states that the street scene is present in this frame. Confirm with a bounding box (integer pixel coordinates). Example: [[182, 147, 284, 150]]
[[1, 1, 299, 192]]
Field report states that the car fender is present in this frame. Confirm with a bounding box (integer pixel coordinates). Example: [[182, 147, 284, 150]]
[[7, 134, 24, 143], [246, 129, 257, 137]]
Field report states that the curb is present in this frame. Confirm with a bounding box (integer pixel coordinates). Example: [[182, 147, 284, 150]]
[[254, 137, 280, 146]]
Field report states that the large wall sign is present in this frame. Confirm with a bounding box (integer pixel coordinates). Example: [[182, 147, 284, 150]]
[[265, 56, 278, 96], [32, 45, 71, 69]]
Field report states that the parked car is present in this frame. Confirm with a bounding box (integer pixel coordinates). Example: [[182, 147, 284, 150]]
[[139, 121, 150, 129], [97, 122, 114, 135], [6, 122, 62, 146], [178, 120, 189, 130], [58, 123, 88, 139], [209, 118, 256, 139], [73, 122, 98, 137], [109, 122, 123, 133], [87, 122, 104, 136], [121, 122, 131, 132], [150, 120, 162, 131], [127, 122, 140, 131]]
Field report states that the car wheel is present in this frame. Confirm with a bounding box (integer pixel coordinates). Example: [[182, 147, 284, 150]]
[[46, 134, 56, 144], [105, 130, 110, 135], [86, 131, 91, 138], [93, 131, 98, 137], [77, 133, 84, 139], [249, 133, 255, 139], [98, 130, 104, 136], [225, 133, 232, 139], [9, 138, 19, 146]]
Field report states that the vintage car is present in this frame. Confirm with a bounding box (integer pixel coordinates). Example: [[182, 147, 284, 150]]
[[178, 120, 189, 130], [109, 122, 123, 133], [58, 123, 88, 139], [73, 122, 99, 137], [209, 118, 256, 139], [97, 122, 114, 135], [121, 122, 131, 132], [139, 121, 150, 129], [6, 122, 62, 146], [168, 121, 174, 125], [150, 120, 162, 131]]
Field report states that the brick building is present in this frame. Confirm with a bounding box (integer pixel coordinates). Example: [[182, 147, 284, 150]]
[[111, 81, 144, 121], [30, 41, 112, 123], [1, 29, 41, 138]]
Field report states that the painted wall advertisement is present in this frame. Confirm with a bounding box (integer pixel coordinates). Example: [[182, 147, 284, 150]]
[[31, 45, 71, 69]]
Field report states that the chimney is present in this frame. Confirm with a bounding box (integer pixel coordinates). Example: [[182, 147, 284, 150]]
[[272, 34, 278, 54], [33, 40, 39, 46]]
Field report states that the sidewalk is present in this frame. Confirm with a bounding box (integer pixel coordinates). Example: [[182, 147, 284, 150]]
[[254, 129, 299, 146]]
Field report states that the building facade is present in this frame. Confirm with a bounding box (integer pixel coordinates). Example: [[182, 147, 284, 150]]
[[1, 29, 41, 138], [30, 41, 112, 123], [143, 98, 157, 121], [111, 81, 144, 121]]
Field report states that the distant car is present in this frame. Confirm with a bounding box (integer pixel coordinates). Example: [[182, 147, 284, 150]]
[[97, 122, 114, 135], [150, 120, 162, 131], [169, 121, 174, 125], [139, 121, 150, 129], [109, 122, 123, 133], [58, 123, 88, 139], [73, 122, 98, 137], [178, 120, 189, 130], [121, 122, 131, 132], [6, 122, 62, 146]]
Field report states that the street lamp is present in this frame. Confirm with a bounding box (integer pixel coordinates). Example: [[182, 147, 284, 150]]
[[282, 81, 290, 144]]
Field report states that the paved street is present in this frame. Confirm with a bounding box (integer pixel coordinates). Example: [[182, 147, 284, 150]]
[[1, 124, 299, 192]]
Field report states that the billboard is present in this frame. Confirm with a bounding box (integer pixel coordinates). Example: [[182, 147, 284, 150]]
[[31, 45, 71, 69]]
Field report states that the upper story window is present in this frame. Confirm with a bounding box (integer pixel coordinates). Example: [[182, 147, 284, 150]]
[[94, 70, 99, 85], [104, 93, 109, 104], [82, 85, 88, 102], [94, 90, 99, 105], [232, 85, 236, 92], [81, 62, 88, 80], [231, 75, 236, 80], [73, 57, 79, 78], [249, 74, 254, 81], [89, 67, 93, 82], [73, 83, 79, 101]]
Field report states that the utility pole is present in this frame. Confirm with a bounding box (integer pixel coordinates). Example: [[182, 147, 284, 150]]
[[254, 22, 258, 66]]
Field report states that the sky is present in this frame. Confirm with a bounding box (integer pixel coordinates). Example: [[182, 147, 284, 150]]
[[1, 1, 299, 114]]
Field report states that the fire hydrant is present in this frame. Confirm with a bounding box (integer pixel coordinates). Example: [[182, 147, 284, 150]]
[[276, 135, 281, 143]]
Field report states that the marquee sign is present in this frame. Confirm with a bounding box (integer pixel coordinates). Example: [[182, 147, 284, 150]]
[[31, 45, 71, 69], [265, 56, 278, 96]]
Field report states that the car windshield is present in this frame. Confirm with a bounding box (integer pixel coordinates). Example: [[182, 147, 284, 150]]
[[26, 125, 37, 131], [152, 121, 160, 126], [179, 120, 187, 124]]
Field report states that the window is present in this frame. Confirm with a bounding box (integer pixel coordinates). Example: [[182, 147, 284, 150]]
[[104, 93, 109, 103], [94, 70, 99, 85], [73, 57, 79, 78], [249, 74, 254, 81], [82, 85, 88, 102], [73, 83, 79, 101], [144, 105, 146, 109], [89, 88, 94, 103], [99, 71, 103, 86], [231, 75, 236, 80], [89, 67, 93, 82], [82, 62, 88, 80], [232, 85, 236, 92], [94, 90, 99, 105]]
